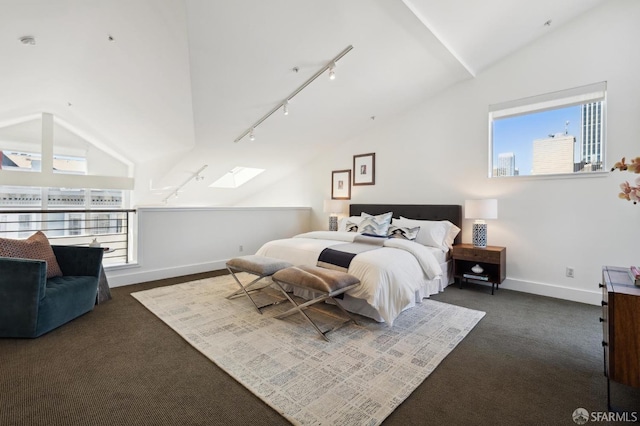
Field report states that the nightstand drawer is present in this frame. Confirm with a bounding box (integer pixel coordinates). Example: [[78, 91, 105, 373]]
[[453, 247, 501, 263]]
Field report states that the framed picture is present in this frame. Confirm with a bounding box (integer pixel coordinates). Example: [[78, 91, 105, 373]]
[[331, 169, 351, 200], [353, 152, 375, 186]]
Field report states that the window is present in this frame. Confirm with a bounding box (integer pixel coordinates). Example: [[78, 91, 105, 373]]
[[68, 214, 83, 236], [91, 214, 111, 234], [18, 214, 33, 238], [0, 150, 86, 174], [209, 166, 265, 188], [489, 82, 606, 177]]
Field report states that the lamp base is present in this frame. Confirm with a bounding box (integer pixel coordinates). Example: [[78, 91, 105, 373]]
[[329, 216, 338, 232], [472, 223, 487, 248]]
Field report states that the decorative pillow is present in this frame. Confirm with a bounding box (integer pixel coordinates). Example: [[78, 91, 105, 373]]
[[358, 212, 392, 237], [345, 221, 359, 232], [387, 225, 420, 241], [0, 231, 63, 278], [338, 216, 363, 232], [394, 217, 449, 251]]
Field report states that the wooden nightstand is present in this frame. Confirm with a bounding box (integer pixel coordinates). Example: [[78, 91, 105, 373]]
[[452, 244, 506, 295]]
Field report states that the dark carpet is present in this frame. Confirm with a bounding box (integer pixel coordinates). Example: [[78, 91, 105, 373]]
[[1, 273, 638, 426]]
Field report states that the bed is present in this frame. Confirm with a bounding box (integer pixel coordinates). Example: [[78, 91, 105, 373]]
[[256, 204, 462, 325]]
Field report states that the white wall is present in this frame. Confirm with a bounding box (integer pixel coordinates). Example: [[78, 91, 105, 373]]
[[249, 0, 640, 305], [105, 206, 311, 287]]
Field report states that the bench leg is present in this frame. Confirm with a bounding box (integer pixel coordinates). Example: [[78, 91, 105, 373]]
[[226, 267, 284, 314], [271, 279, 359, 341], [278, 291, 331, 342]]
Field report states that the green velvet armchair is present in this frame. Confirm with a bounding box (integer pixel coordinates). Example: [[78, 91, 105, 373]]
[[0, 246, 104, 338]]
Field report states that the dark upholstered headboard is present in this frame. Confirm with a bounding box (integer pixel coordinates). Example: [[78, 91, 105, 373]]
[[349, 204, 462, 245]]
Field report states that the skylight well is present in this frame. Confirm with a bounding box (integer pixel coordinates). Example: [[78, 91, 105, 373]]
[[209, 166, 264, 189]]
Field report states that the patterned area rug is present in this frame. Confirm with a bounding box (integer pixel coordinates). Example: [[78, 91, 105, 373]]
[[132, 274, 485, 425]]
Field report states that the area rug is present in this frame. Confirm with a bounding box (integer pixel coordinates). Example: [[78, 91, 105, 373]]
[[132, 274, 485, 425]]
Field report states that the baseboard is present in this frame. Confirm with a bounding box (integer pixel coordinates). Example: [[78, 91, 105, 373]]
[[484, 278, 601, 306], [106, 260, 228, 288], [109, 264, 602, 306]]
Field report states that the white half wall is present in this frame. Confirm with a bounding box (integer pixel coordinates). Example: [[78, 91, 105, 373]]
[[105, 206, 311, 287], [246, 0, 640, 306]]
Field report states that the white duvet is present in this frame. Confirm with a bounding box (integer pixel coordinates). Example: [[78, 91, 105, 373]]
[[255, 231, 443, 325]]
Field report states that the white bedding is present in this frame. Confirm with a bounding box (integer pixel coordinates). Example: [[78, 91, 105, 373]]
[[255, 231, 447, 325]]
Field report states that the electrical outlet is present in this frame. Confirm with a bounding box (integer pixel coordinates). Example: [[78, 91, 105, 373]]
[[566, 267, 574, 278], [239, 245, 243, 252]]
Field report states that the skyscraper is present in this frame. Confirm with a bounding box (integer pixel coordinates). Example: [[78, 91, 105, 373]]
[[580, 102, 603, 170], [497, 152, 516, 176]]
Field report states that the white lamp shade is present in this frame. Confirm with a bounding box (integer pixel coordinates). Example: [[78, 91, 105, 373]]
[[323, 200, 344, 214], [465, 199, 498, 220]]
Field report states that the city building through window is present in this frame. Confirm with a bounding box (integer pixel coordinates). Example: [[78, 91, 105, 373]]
[[489, 82, 606, 178]]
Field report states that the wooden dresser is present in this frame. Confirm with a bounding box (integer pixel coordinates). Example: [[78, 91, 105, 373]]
[[601, 266, 640, 409]]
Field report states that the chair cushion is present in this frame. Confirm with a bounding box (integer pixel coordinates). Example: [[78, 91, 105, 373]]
[[226, 255, 292, 276], [36, 275, 98, 337], [273, 265, 360, 293], [0, 231, 62, 278]]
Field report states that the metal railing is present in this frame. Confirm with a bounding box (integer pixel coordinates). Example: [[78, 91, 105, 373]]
[[0, 209, 136, 266]]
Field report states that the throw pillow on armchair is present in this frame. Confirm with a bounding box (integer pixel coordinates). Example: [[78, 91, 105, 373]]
[[0, 230, 63, 278]]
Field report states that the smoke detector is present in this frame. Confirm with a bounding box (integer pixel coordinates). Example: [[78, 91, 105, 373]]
[[19, 36, 36, 45]]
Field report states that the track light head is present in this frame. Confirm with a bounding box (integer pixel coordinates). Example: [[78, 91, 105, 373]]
[[19, 35, 36, 45], [233, 46, 353, 143]]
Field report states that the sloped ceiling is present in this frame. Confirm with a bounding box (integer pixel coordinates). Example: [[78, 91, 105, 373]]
[[0, 0, 606, 206], [0, 0, 194, 161], [403, 0, 605, 76]]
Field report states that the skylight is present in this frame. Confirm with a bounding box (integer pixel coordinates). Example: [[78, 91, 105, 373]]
[[209, 166, 264, 188]]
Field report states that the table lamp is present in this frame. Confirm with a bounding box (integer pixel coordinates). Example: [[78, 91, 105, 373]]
[[323, 200, 343, 231], [465, 199, 498, 248]]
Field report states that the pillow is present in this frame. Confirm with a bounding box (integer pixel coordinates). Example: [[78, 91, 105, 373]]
[[345, 221, 359, 232], [394, 217, 449, 251], [387, 225, 420, 241], [442, 221, 461, 250], [338, 216, 363, 232], [358, 212, 392, 237], [0, 231, 63, 278]]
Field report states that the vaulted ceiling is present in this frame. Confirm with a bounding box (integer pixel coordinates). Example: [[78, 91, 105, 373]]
[[0, 0, 605, 205]]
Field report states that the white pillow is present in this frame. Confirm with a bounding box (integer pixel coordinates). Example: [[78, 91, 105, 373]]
[[442, 221, 461, 250], [395, 217, 450, 251], [338, 216, 363, 232], [358, 212, 393, 237]]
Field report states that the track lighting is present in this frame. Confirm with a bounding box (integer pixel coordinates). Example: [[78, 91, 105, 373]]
[[234, 45, 353, 143], [161, 165, 208, 203]]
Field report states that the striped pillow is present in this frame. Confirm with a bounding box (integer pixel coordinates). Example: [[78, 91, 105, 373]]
[[345, 221, 359, 232], [387, 225, 420, 241], [0, 231, 63, 278], [358, 212, 392, 237]]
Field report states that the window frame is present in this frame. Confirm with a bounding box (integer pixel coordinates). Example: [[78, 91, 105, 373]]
[[488, 82, 607, 179]]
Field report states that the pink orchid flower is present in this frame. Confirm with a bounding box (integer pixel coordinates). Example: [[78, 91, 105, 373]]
[[614, 156, 640, 204]]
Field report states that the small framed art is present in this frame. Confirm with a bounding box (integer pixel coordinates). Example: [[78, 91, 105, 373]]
[[353, 152, 375, 186], [331, 169, 351, 200]]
